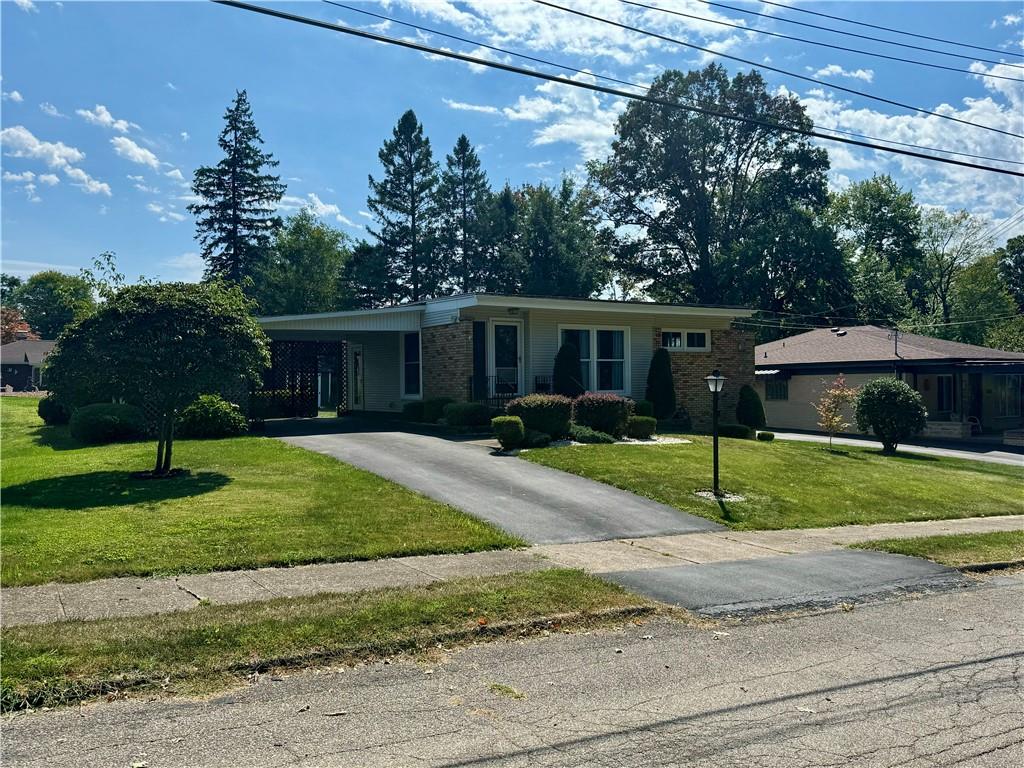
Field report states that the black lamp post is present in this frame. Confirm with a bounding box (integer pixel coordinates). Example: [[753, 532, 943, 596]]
[[704, 369, 726, 497]]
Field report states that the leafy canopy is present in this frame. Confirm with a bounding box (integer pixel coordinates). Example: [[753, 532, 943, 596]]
[[11, 270, 95, 339]]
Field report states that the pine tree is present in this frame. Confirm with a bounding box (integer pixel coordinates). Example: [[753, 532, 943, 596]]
[[188, 90, 286, 284], [435, 135, 490, 293], [367, 110, 439, 302], [480, 184, 525, 293]]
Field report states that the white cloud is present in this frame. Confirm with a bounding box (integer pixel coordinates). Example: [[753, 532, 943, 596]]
[[526, 160, 553, 169], [161, 252, 205, 282], [2, 90, 24, 102], [306, 192, 341, 217], [165, 168, 185, 182], [147, 202, 186, 223], [813, 64, 874, 83], [180, 131, 190, 142], [39, 102, 66, 118], [38, 173, 59, 186], [336, 214, 359, 227], [111, 136, 160, 169], [0, 126, 84, 167], [443, 98, 500, 115], [166, 82, 178, 91], [358, 210, 372, 219], [63, 166, 111, 196], [76, 104, 139, 133], [3, 170, 35, 183], [13, 0, 37, 12]]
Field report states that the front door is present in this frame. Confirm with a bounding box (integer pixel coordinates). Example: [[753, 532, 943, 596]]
[[349, 344, 365, 411], [490, 321, 523, 396]]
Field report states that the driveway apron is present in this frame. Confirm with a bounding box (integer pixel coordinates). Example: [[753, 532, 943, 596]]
[[279, 430, 722, 545]]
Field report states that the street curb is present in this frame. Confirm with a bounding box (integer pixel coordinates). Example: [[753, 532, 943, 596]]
[[958, 559, 1024, 573]]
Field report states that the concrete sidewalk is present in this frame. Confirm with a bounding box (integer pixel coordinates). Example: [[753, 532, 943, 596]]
[[3, 515, 1020, 627]]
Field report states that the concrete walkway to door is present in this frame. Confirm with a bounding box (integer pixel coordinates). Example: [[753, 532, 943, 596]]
[[279, 428, 723, 544]]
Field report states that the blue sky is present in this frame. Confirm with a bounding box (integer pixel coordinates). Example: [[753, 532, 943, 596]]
[[2, 0, 1023, 283]]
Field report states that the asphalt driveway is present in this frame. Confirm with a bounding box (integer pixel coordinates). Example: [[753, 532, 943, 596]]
[[279, 429, 722, 544]]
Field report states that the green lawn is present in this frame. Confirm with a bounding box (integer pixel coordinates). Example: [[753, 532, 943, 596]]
[[0, 569, 649, 711], [521, 436, 1024, 530], [1, 398, 520, 586], [856, 531, 1024, 567]]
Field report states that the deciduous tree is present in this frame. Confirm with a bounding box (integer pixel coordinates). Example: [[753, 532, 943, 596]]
[[11, 270, 95, 339], [814, 375, 858, 449]]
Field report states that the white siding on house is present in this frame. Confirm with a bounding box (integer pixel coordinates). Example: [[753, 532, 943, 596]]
[[260, 308, 422, 333], [755, 371, 909, 432], [343, 331, 403, 412]]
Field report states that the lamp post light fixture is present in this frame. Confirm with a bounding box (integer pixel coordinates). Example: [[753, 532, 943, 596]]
[[704, 369, 727, 497]]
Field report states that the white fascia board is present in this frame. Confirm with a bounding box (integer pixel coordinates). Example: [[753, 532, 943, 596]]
[[258, 304, 424, 325], [471, 295, 754, 319]]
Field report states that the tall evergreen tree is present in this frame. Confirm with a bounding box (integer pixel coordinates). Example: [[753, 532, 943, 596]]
[[367, 110, 439, 302], [341, 241, 402, 309], [435, 135, 490, 293], [188, 90, 286, 284], [480, 184, 525, 293]]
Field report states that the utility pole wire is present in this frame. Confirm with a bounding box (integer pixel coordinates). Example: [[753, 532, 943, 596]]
[[533, 0, 1024, 141], [619, 0, 1024, 80], [323, 0, 1023, 167], [213, 1, 1024, 177]]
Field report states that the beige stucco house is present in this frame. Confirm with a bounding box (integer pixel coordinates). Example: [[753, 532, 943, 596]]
[[257, 293, 755, 428], [753, 325, 1024, 441]]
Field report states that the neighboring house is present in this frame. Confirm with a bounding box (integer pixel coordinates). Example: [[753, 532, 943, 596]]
[[258, 293, 755, 427], [0, 339, 56, 391], [753, 326, 1024, 440]]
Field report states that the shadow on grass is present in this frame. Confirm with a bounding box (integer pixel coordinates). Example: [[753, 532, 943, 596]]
[[3, 470, 231, 510], [28, 424, 84, 451]]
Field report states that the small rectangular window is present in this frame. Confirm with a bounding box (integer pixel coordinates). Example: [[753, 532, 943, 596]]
[[686, 331, 708, 350], [662, 329, 710, 352], [661, 331, 683, 349], [765, 379, 788, 401], [403, 332, 420, 397]]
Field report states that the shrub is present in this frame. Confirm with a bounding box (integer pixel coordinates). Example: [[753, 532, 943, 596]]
[[402, 401, 426, 422], [422, 397, 456, 424], [69, 403, 147, 445], [735, 384, 767, 430], [645, 348, 676, 420], [443, 401, 493, 427], [626, 415, 657, 439], [177, 395, 248, 439], [506, 394, 572, 439], [552, 342, 585, 397], [569, 424, 617, 444], [573, 393, 633, 438], [523, 429, 552, 448], [756, 431, 775, 442], [492, 415, 525, 450], [854, 377, 927, 454], [37, 394, 70, 425], [717, 422, 754, 439], [634, 399, 655, 418]]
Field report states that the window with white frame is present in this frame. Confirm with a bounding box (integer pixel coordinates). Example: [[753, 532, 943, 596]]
[[559, 326, 629, 393], [661, 329, 710, 351], [993, 374, 1021, 418], [401, 331, 421, 398]]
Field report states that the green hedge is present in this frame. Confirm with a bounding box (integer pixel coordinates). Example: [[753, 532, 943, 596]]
[[756, 431, 775, 442], [506, 394, 572, 439], [626, 415, 657, 439], [492, 415, 525, 450], [177, 395, 249, 439], [569, 424, 617, 444], [633, 399, 655, 418], [523, 428, 552, 448], [717, 422, 755, 439], [69, 403, 148, 445], [573, 393, 633, 438], [37, 394, 70, 426], [402, 401, 426, 422], [422, 397, 456, 424], [443, 401, 493, 427]]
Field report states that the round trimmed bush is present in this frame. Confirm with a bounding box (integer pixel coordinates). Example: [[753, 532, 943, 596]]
[[716, 422, 755, 439], [645, 348, 676, 419], [523, 428, 552, 448], [756, 430, 775, 442], [492, 415, 525, 450], [854, 377, 927, 454], [177, 395, 248, 439], [69, 403, 147, 445], [735, 384, 767, 430], [443, 401, 493, 427], [573, 393, 633, 438], [422, 397, 456, 424], [37, 394, 70, 426], [569, 424, 617, 444], [634, 399, 655, 418], [507, 394, 572, 439], [626, 415, 657, 439]]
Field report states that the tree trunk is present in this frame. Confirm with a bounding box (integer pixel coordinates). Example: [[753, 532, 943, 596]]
[[154, 416, 166, 475], [161, 413, 175, 474]]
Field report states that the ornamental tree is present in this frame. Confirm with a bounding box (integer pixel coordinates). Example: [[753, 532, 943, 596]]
[[45, 282, 269, 476], [854, 377, 927, 455], [553, 341, 584, 398], [645, 347, 676, 419], [814, 374, 858, 449]]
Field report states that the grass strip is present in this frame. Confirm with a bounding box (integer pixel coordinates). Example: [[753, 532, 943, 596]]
[[0, 569, 652, 711], [854, 530, 1024, 568]]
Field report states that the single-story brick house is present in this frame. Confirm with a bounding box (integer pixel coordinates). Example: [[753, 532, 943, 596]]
[[753, 325, 1024, 440], [257, 293, 755, 428], [0, 339, 56, 391]]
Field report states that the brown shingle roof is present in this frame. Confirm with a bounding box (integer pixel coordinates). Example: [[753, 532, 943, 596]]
[[755, 325, 1024, 367]]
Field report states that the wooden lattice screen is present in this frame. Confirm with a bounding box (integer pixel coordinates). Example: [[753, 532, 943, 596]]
[[254, 340, 347, 418]]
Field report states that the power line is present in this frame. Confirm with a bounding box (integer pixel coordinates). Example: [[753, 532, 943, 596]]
[[746, 0, 1024, 59], [323, 0, 1023, 168], [619, 0, 1024, 80], [534, 0, 1024, 141], [700, 0, 1019, 60], [985, 208, 1024, 242], [213, 1, 1023, 177]]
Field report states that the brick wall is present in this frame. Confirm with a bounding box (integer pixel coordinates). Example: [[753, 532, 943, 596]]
[[653, 326, 755, 430], [421, 321, 473, 401]]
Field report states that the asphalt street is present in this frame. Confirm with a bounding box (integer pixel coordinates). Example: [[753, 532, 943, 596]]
[[6, 572, 1022, 767]]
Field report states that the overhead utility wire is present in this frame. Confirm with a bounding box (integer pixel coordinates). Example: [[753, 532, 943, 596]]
[[744, 0, 1024, 58], [619, 0, 1023, 80], [324, 0, 1023, 167], [212, 1, 1023, 177], [533, 0, 1024, 140]]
